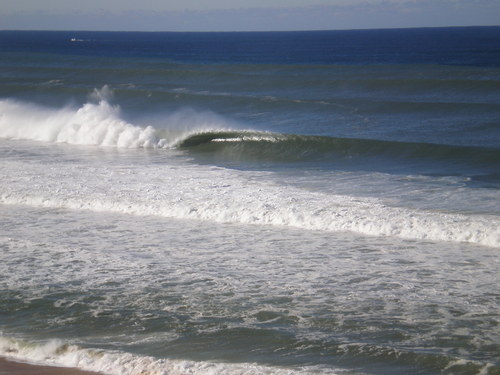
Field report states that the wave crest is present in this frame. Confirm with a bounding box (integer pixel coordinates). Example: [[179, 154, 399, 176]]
[[0, 98, 162, 148], [0, 94, 235, 149], [2, 94, 498, 174]]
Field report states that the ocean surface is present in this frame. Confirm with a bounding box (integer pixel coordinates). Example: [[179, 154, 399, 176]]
[[0, 27, 499, 375]]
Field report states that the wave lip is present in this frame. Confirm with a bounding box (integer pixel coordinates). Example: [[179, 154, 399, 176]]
[[178, 129, 500, 170]]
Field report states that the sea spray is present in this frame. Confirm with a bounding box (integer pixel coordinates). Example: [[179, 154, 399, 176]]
[[0, 86, 236, 149], [0, 98, 160, 148]]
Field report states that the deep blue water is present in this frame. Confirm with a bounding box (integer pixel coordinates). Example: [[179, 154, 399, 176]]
[[1, 27, 500, 65]]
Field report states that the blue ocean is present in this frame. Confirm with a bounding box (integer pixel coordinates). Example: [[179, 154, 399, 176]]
[[0, 27, 499, 375]]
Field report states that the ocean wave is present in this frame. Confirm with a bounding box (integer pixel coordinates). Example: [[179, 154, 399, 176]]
[[0, 336, 341, 375], [0, 88, 238, 149], [2, 191, 497, 247], [1, 96, 498, 170], [0, 97, 162, 148], [178, 129, 500, 167], [1, 335, 495, 375], [1, 153, 499, 247], [1, 91, 499, 247]]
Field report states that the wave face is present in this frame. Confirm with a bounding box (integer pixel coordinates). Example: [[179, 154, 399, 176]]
[[178, 129, 500, 171], [1, 96, 499, 185]]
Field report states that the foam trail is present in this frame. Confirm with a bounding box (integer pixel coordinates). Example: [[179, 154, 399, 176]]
[[0, 156, 498, 247], [0, 337, 340, 375], [1, 92, 499, 247]]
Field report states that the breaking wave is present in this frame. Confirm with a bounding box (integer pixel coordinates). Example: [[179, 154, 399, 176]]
[[1, 153, 499, 247], [0, 336, 339, 375], [0, 95, 231, 149], [1, 96, 499, 173], [177, 129, 500, 169], [1, 335, 495, 375], [1, 91, 499, 247]]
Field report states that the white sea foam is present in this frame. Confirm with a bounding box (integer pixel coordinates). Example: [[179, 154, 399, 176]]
[[0, 337, 341, 375], [0, 93, 499, 247], [0, 93, 231, 149], [0, 145, 498, 247], [0, 98, 161, 148]]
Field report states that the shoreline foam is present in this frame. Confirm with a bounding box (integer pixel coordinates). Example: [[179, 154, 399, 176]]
[[0, 357, 103, 375]]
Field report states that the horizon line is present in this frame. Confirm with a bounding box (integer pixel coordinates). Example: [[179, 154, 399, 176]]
[[1, 25, 499, 34]]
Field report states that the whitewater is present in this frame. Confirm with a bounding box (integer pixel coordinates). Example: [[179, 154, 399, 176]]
[[1, 28, 499, 375], [1, 96, 498, 247]]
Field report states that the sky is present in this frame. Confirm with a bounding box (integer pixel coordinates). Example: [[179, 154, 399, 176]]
[[1, 0, 499, 31]]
